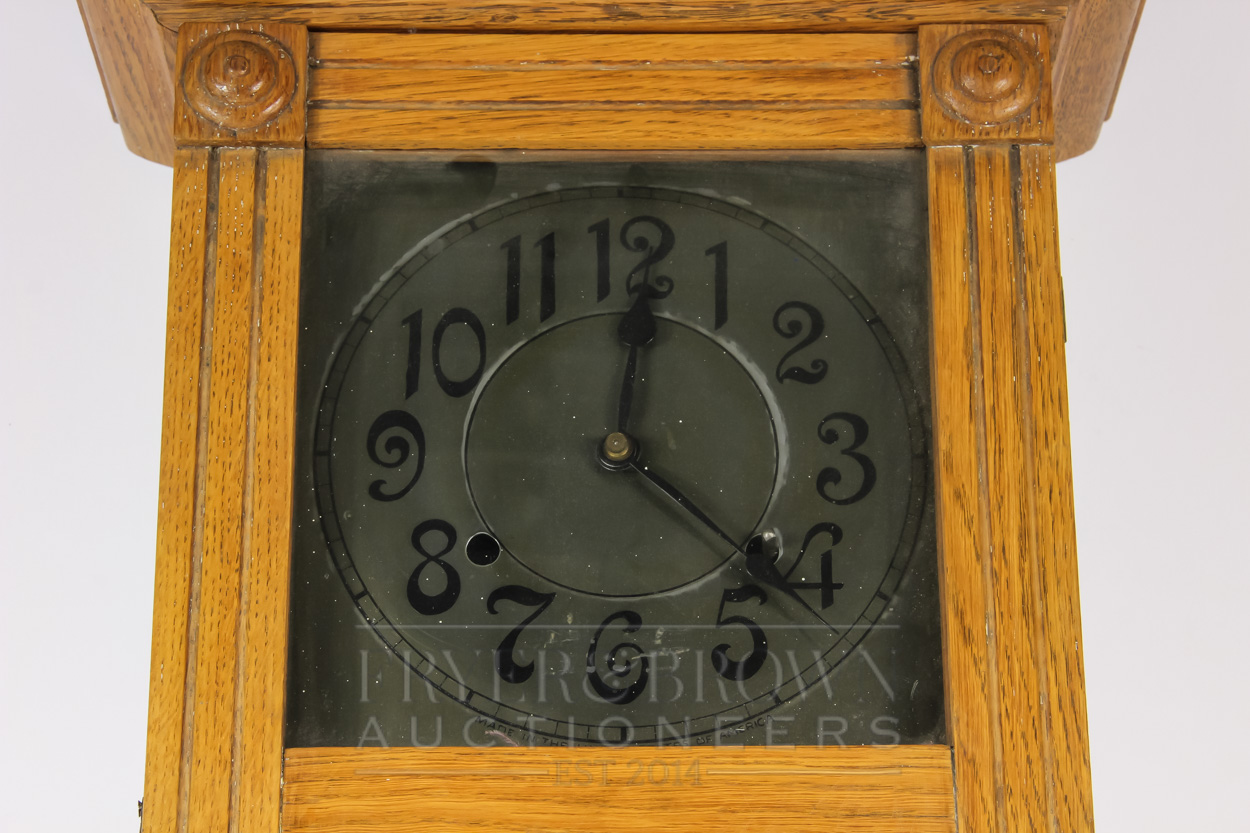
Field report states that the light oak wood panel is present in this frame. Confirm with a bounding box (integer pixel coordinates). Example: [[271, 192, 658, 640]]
[[926, 146, 997, 831], [142, 148, 210, 833], [147, 0, 1066, 30], [80, 1, 1143, 162], [1018, 143, 1093, 832], [141, 146, 304, 833], [311, 67, 914, 106], [1051, 0, 1145, 159], [306, 31, 919, 149], [310, 31, 917, 68], [308, 106, 920, 149], [174, 22, 308, 147], [76, 0, 176, 164], [236, 148, 305, 833], [919, 24, 1053, 145], [927, 143, 1092, 833], [970, 144, 1049, 833], [185, 147, 258, 833], [283, 746, 956, 833]]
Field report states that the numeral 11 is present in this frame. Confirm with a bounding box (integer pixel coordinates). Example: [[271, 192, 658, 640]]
[[501, 233, 556, 325]]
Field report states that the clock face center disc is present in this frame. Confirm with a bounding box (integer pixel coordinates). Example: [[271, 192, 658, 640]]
[[465, 313, 777, 597]]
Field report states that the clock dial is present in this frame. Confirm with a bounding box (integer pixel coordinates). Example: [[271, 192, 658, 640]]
[[289, 157, 942, 748]]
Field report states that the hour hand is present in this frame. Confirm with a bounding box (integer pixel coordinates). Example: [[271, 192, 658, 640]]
[[617, 285, 657, 348], [615, 288, 656, 433]]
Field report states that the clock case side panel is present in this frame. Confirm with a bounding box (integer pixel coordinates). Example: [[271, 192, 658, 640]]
[[921, 22, 1094, 833], [141, 21, 307, 833]]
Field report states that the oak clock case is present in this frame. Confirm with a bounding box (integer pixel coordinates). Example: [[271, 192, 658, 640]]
[[287, 154, 942, 748]]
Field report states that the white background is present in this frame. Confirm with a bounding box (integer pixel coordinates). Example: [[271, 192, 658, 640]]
[[1, 3, 1246, 830]]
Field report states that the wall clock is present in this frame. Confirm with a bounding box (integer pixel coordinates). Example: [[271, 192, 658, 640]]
[[75, 1, 1145, 831]]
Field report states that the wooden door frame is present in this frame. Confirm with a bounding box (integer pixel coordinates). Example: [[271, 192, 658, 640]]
[[142, 17, 1091, 833]]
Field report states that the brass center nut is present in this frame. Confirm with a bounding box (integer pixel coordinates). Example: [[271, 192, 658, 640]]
[[602, 432, 635, 462]]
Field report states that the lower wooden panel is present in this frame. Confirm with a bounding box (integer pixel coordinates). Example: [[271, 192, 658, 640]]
[[283, 746, 955, 833]]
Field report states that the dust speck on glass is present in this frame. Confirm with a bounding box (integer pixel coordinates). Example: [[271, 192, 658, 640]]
[[286, 153, 943, 749]]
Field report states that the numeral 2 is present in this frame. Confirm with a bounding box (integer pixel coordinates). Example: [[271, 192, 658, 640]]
[[773, 301, 828, 384]]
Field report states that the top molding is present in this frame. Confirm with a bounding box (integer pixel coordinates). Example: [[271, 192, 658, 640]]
[[79, 0, 1144, 165]]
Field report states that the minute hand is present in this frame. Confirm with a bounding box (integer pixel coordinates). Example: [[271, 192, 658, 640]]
[[626, 458, 837, 632]]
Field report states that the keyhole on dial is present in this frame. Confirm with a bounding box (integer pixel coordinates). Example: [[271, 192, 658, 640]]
[[466, 532, 501, 566]]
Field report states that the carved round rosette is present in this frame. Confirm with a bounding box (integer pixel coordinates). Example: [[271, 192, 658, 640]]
[[931, 31, 1042, 126], [182, 31, 297, 130]]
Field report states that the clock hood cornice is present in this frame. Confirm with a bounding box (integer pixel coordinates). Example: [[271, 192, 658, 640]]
[[79, 0, 1141, 165]]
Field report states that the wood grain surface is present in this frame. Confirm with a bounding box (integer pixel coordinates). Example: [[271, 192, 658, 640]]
[[310, 30, 916, 67], [79, 1, 1143, 163], [141, 146, 303, 833], [142, 147, 209, 833], [283, 746, 956, 833], [237, 148, 304, 833], [1019, 142, 1093, 832], [146, 0, 1067, 30], [76, 0, 176, 163], [184, 146, 258, 833], [307, 32, 920, 150], [1051, 0, 1145, 159], [309, 107, 919, 150], [919, 24, 1053, 145], [926, 141, 1092, 833], [175, 22, 308, 146]]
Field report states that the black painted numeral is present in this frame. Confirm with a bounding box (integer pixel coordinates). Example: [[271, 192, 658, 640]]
[[487, 585, 556, 684], [705, 241, 728, 330], [402, 309, 422, 398], [621, 216, 675, 298], [501, 235, 521, 325], [816, 412, 876, 505], [500, 233, 558, 324], [773, 301, 828, 384], [407, 519, 460, 616], [586, 610, 650, 704], [783, 523, 846, 611], [431, 307, 486, 398], [365, 410, 425, 502], [588, 218, 611, 302], [535, 231, 556, 322], [400, 307, 487, 398], [711, 585, 769, 681]]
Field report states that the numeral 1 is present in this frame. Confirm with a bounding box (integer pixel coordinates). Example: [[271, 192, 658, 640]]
[[535, 231, 556, 322], [705, 241, 728, 330], [402, 309, 422, 398], [588, 218, 610, 302], [501, 236, 521, 325]]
